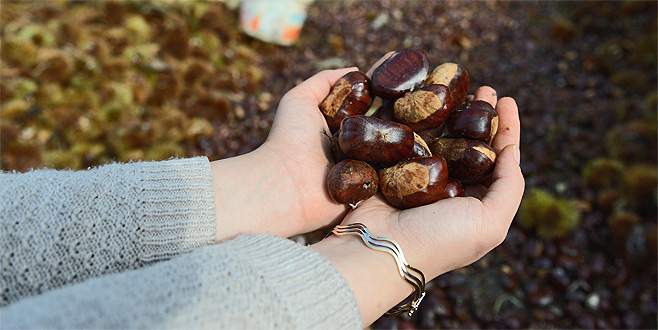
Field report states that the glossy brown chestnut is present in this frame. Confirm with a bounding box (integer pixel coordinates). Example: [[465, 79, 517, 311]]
[[379, 156, 449, 209], [319, 71, 373, 132], [327, 159, 379, 206], [424, 62, 470, 105], [430, 138, 497, 183], [338, 115, 414, 167], [446, 100, 499, 143], [440, 180, 465, 199], [368, 49, 430, 99], [393, 84, 457, 131], [411, 132, 432, 158], [416, 127, 443, 146]]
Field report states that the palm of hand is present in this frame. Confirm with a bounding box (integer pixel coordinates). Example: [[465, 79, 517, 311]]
[[262, 69, 357, 233], [344, 194, 486, 279], [341, 85, 523, 279]]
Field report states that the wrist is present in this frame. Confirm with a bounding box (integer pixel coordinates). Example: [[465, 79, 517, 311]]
[[311, 233, 414, 326], [210, 147, 300, 241]]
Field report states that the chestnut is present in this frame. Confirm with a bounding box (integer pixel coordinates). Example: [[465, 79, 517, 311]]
[[330, 131, 346, 162], [430, 138, 497, 183], [440, 180, 465, 199], [424, 62, 469, 105], [379, 156, 449, 209], [327, 159, 379, 207], [416, 127, 443, 146], [393, 84, 457, 131], [319, 71, 373, 132], [338, 115, 414, 167], [367, 49, 430, 99], [445, 100, 499, 143], [411, 132, 432, 158]]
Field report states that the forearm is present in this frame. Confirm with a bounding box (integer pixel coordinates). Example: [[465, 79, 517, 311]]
[[210, 147, 301, 241], [0, 158, 216, 305], [1, 235, 362, 330], [211, 145, 316, 241], [311, 234, 415, 326]]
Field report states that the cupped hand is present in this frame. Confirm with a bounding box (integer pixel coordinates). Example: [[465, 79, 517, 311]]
[[313, 87, 524, 324], [341, 86, 524, 280], [211, 68, 357, 240]]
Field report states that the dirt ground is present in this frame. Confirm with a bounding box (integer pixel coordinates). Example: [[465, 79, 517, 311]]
[[1, 1, 656, 328]]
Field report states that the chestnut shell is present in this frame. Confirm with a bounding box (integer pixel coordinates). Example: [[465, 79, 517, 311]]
[[440, 180, 465, 199], [319, 71, 373, 132], [368, 49, 430, 99], [445, 100, 499, 143], [430, 138, 497, 183], [326, 159, 379, 206], [379, 156, 449, 209], [338, 115, 414, 167], [393, 84, 457, 131], [425, 62, 470, 105], [411, 132, 432, 158]]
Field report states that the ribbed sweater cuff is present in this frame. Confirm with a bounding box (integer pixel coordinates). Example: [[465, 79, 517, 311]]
[[226, 235, 362, 329], [137, 157, 217, 261]]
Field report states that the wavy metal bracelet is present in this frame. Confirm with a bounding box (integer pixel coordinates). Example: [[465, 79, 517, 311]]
[[332, 223, 427, 317]]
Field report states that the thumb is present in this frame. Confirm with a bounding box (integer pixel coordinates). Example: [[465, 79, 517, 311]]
[[482, 144, 525, 232]]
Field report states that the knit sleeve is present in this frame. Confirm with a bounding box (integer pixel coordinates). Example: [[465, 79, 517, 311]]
[[0, 157, 217, 306], [0, 235, 362, 330]]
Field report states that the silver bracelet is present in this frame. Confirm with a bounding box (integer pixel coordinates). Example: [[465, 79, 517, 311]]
[[332, 223, 426, 317]]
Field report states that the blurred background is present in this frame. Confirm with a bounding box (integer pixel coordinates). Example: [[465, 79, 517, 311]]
[[1, 0, 656, 328]]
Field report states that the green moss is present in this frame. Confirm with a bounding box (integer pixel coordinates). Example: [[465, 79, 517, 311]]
[[606, 120, 657, 163], [519, 188, 582, 239], [608, 211, 640, 242], [582, 158, 624, 188], [623, 164, 658, 212]]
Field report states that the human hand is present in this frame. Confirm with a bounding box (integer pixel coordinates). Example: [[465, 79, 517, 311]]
[[210, 68, 357, 241], [313, 87, 524, 324]]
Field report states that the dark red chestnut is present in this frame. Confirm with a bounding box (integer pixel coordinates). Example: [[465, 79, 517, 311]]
[[367, 49, 430, 99], [439, 180, 465, 199], [393, 84, 458, 131], [338, 115, 414, 167], [424, 62, 469, 105], [416, 127, 443, 146], [445, 100, 499, 143], [430, 138, 497, 183], [411, 132, 432, 158], [379, 156, 449, 209], [327, 159, 379, 206], [319, 71, 373, 132]]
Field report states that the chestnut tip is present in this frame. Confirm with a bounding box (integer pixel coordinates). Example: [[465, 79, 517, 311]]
[[319, 71, 373, 132]]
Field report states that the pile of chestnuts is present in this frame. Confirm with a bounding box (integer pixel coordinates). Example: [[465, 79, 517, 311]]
[[322, 49, 499, 209]]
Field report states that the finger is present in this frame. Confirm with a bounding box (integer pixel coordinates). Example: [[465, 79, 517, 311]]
[[282, 67, 359, 106], [492, 97, 520, 152], [482, 144, 524, 231], [474, 86, 498, 109]]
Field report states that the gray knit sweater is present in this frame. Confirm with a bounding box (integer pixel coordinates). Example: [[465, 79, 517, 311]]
[[0, 157, 361, 329]]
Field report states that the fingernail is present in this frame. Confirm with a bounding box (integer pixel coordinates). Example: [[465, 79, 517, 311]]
[[512, 144, 520, 164]]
